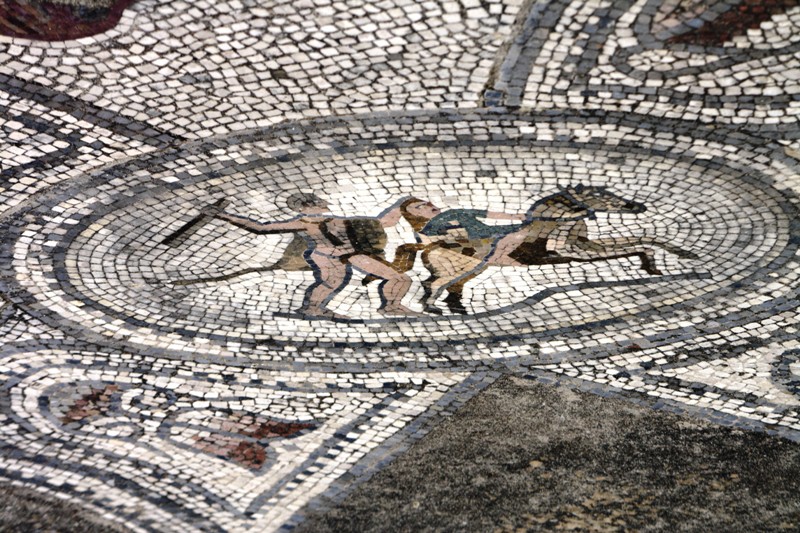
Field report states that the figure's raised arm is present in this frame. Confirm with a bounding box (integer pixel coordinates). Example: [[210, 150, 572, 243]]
[[484, 211, 527, 221], [212, 210, 306, 234], [376, 199, 407, 228]]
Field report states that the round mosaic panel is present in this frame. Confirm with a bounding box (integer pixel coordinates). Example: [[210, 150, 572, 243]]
[[2, 111, 797, 364]]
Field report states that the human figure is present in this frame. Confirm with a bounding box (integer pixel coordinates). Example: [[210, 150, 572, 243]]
[[382, 199, 527, 270], [206, 193, 421, 318], [419, 206, 526, 240], [364, 198, 528, 314]]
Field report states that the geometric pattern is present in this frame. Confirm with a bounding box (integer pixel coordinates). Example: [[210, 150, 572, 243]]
[[0, 348, 476, 530], [1, 0, 800, 530]]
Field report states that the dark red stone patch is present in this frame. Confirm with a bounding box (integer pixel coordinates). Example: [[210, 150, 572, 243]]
[[668, 0, 800, 46], [61, 384, 119, 423], [191, 415, 316, 470], [228, 441, 268, 470], [244, 418, 317, 440], [0, 0, 136, 41]]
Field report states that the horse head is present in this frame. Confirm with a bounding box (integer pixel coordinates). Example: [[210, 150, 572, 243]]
[[526, 185, 646, 221], [563, 185, 646, 215]]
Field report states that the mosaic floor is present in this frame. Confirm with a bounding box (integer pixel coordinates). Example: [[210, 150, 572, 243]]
[[1, 0, 799, 530]]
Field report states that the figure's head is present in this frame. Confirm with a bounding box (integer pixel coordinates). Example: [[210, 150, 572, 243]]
[[286, 192, 329, 214], [400, 198, 440, 231], [404, 199, 441, 219]]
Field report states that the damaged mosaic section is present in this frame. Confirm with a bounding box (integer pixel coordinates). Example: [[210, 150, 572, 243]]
[[0, 0, 136, 41]]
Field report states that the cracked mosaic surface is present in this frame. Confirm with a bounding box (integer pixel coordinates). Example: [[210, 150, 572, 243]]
[[1, 0, 800, 530]]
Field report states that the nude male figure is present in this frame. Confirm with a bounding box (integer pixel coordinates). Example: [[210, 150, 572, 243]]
[[361, 198, 528, 314], [206, 193, 420, 319]]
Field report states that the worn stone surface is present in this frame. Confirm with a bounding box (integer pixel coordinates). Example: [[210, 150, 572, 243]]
[[0, 483, 127, 532], [299, 376, 800, 532]]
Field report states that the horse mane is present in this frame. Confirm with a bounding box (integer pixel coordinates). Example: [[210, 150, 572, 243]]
[[525, 189, 585, 219]]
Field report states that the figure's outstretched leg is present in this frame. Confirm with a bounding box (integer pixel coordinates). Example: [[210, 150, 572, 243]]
[[348, 255, 422, 316], [302, 253, 350, 318], [361, 243, 425, 286]]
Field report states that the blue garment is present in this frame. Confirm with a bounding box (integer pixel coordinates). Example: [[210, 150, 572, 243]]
[[420, 209, 521, 240]]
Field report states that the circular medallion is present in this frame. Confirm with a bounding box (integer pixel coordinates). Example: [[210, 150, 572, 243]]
[[2, 111, 797, 364]]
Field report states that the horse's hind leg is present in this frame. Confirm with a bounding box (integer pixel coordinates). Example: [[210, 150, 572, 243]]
[[565, 237, 666, 275], [634, 250, 662, 276], [442, 272, 480, 315]]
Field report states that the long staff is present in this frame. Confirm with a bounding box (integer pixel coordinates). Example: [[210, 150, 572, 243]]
[[161, 198, 229, 247]]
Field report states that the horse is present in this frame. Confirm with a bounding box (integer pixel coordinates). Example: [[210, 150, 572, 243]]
[[384, 185, 699, 315]]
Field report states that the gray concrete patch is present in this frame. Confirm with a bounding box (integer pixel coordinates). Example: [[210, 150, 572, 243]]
[[299, 375, 800, 532], [0, 483, 127, 533]]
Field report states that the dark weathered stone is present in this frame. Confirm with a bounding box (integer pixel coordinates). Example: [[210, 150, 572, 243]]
[[299, 376, 800, 532], [0, 483, 127, 533], [0, 0, 136, 41]]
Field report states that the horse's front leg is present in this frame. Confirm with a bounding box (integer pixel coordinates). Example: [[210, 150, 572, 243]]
[[575, 236, 698, 260], [563, 220, 697, 258], [565, 237, 664, 275]]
